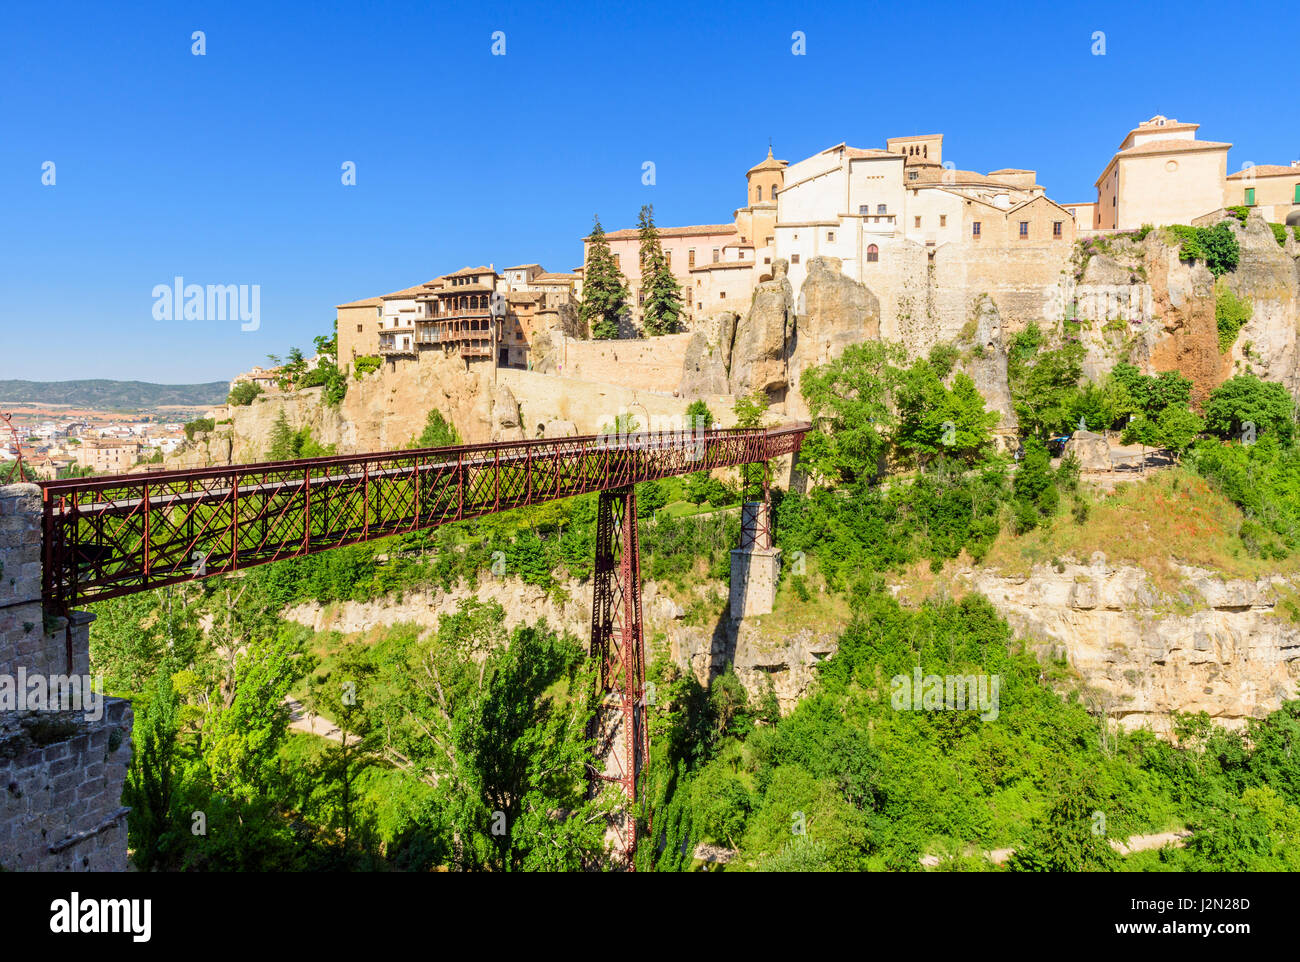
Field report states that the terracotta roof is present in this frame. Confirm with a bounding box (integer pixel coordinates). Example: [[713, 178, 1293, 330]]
[[381, 280, 442, 300], [335, 296, 384, 309], [418, 283, 495, 295], [507, 291, 545, 303], [747, 147, 789, 175], [845, 147, 898, 160], [1227, 164, 1300, 180], [1117, 139, 1230, 157], [446, 265, 496, 277], [988, 168, 1035, 175], [531, 272, 580, 283], [689, 260, 753, 272], [505, 263, 542, 271], [597, 224, 738, 241]]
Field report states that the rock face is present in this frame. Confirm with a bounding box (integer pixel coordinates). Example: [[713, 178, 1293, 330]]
[[730, 259, 793, 398], [679, 311, 737, 397], [1216, 215, 1300, 393], [962, 558, 1300, 733], [789, 256, 881, 373], [957, 295, 1017, 435]]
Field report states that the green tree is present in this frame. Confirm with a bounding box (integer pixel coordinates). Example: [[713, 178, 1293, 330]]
[[1007, 323, 1085, 439], [580, 216, 630, 340], [266, 409, 297, 461], [799, 341, 906, 484], [1013, 437, 1057, 531], [894, 362, 998, 466], [1203, 374, 1295, 444], [637, 205, 684, 336], [412, 407, 461, 448], [124, 664, 182, 870], [685, 399, 715, 430], [1007, 775, 1120, 872], [227, 382, 263, 406]]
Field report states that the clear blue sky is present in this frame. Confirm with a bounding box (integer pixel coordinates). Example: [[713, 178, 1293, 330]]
[[2, 0, 1294, 383]]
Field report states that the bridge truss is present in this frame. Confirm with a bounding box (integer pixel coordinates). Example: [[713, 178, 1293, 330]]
[[38, 423, 807, 868]]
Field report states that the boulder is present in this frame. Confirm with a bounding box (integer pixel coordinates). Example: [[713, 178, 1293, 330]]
[[789, 256, 880, 372], [679, 311, 736, 397], [1062, 430, 1110, 471]]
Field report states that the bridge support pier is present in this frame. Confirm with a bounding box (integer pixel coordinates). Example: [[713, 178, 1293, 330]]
[[0, 484, 133, 872], [587, 485, 648, 870], [730, 500, 781, 619]]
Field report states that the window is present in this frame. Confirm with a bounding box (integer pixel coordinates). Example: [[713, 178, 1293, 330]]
[[827, 230, 836, 242], [1053, 221, 1063, 237], [939, 215, 947, 227], [914, 216, 921, 228], [764, 256, 771, 264], [357, 324, 363, 332], [613, 253, 620, 267], [765, 236, 773, 246], [720, 291, 726, 299], [791, 254, 800, 264], [972, 222, 981, 237], [1295, 184, 1300, 203], [866, 244, 879, 262], [638, 289, 644, 305], [859, 204, 869, 215], [1019, 221, 1029, 238], [770, 185, 777, 201], [755, 186, 761, 202], [688, 248, 695, 268], [1245, 187, 1256, 206], [712, 249, 720, 263], [663, 250, 671, 269], [908, 170, 918, 181], [877, 204, 887, 215]]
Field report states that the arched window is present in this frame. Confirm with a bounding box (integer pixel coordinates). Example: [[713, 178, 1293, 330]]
[[923, 145, 928, 157], [770, 185, 777, 200], [866, 244, 879, 263], [755, 186, 761, 201]]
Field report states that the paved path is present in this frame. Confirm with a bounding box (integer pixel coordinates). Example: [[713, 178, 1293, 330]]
[[284, 696, 345, 744], [918, 829, 1191, 867]]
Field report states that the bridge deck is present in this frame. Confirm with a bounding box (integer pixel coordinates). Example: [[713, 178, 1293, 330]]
[[40, 424, 807, 606]]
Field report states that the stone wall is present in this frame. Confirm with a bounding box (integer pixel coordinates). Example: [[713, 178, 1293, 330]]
[[541, 332, 695, 392], [0, 483, 132, 871]]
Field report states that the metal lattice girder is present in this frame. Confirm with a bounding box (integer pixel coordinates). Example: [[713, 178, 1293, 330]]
[[39, 423, 808, 607], [587, 486, 648, 870]]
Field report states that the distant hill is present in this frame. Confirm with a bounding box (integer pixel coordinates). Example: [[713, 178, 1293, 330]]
[[0, 379, 229, 409]]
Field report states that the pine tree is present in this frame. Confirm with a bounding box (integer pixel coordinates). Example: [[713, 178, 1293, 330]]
[[637, 205, 683, 336], [266, 409, 298, 461], [579, 215, 629, 340]]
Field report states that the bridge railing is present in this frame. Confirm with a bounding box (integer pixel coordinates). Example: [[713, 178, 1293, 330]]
[[40, 424, 808, 607]]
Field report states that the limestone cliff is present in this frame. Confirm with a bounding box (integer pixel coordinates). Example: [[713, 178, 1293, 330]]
[[729, 260, 793, 399], [959, 557, 1300, 734]]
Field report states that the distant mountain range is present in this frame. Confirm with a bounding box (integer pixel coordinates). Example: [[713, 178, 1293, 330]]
[[0, 379, 229, 409]]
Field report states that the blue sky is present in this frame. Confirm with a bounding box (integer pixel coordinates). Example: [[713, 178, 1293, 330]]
[[2, 0, 1294, 383]]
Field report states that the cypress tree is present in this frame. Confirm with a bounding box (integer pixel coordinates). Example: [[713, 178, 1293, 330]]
[[637, 204, 683, 336], [579, 215, 629, 340]]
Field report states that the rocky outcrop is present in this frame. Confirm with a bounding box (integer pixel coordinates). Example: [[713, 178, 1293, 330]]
[[491, 383, 524, 442], [789, 256, 881, 372], [1215, 214, 1300, 392], [1061, 430, 1111, 471], [957, 295, 1017, 434], [961, 557, 1300, 734], [679, 312, 736, 397], [729, 260, 793, 398]]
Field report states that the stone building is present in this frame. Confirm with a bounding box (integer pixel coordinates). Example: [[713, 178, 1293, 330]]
[[1226, 162, 1300, 227]]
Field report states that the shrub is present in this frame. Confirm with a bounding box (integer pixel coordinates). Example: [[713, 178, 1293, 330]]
[[353, 355, 382, 379], [183, 418, 215, 441], [1214, 281, 1253, 353], [1165, 221, 1239, 277], [227, 382, 263, 406]]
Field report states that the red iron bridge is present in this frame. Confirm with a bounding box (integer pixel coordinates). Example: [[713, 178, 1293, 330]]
[[37, 422, 809, 869]]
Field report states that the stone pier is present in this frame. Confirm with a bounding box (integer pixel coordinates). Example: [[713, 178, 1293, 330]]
[[0, 483, 133, 871], [729, 501, 781, 619]]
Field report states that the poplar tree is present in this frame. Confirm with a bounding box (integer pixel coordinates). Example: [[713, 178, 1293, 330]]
[[637, 204, 684, 336], [579, 215, 629, 340]]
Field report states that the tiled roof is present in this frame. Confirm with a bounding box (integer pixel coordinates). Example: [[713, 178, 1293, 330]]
[[381, 280, 443, 300], [747, 147, 789, 174], [597, 224, 737, 241], [1227, 164, 1300, 180], [446, 265, 496, 277], [1118, 139, 1230, 157], [335, 296, 384, 309], [505, 263, 542, 271], [689, 260, 753, 272]]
